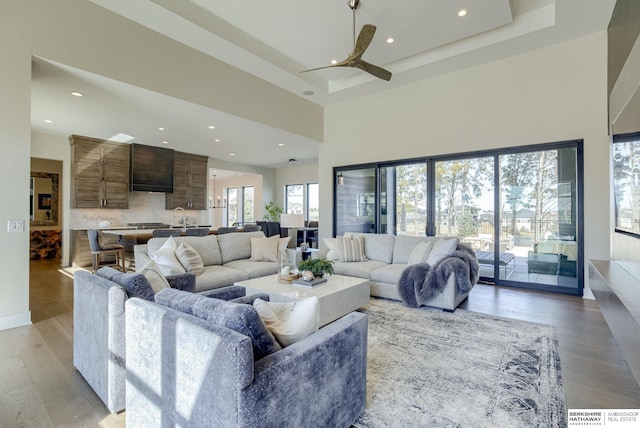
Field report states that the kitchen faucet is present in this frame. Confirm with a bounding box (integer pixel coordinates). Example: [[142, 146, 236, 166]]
[[172, 207, 187, 231]]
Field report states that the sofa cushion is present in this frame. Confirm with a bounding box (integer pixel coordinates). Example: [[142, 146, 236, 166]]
[[192, 265, 250, 293], [426, 238, 459, 265], [356, 233, 395, 263], [175, 242, 205, 275], [192, 297, 282, 360], [250, 235, 280, 262], [224, 259, 279, 279], [339, 235, 368, 262], [369, 263, 407, 284], [333, 260, 387, 279], [138, 260, 170, 293], [217, 231, 265, 264], [407, 241, 432, 265], [147, 235, 222, 266], [253, 297, 319, 347], [96, 266, 155, 301], [154, 287, 204, 315], [393, 235, 433, 264]]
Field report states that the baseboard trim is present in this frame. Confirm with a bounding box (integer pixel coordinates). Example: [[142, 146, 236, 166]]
[[0, 311, 32, 331]]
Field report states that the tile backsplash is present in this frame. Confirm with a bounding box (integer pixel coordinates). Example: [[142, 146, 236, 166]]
[[69, 192, 209, 229]]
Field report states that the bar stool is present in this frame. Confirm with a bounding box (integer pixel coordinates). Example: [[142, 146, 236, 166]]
[[87, 229, 125, 273]]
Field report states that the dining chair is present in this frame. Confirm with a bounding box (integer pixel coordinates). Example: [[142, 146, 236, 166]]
[[216, 227, 238, 235], [242, 225, 262, 232], [152, 229, 182, 238], [185, 227, 210, 236], [87, 229, 125, 273]]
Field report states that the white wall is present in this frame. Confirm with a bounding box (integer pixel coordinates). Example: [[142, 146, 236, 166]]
[[320, 32, 610, 292], [0, 3, 32, 329]]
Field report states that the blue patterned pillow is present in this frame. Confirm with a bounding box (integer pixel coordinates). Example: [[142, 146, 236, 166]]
[[192, 297, 282, 360]]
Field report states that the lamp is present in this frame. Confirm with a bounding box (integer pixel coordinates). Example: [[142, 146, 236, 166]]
[[280, 213, 305, 250], [209, 175, 226, 209], [280, 213, 304, 229]]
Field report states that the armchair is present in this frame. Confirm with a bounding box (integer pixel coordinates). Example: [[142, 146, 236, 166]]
[[125, 297, 368, 427]]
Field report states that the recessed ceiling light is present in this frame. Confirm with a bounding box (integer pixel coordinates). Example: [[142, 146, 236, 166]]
[[386, 37, 394, 44], [214, 139, 220, 142], [162, 141, 169, 144], [158, 127, 165, 131], [208, 125, 216, 129], [331, 59, 338, 65], [70, 91, 84, 97], [278, 143, 285, 147], [43, 119, 53, 123], [302, 90, 314, 96], [229, 153, 236, 156], [458, 9, 467, 17]]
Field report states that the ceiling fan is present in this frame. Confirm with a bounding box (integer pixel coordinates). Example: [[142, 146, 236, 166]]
[[301, 0, 392, 81]]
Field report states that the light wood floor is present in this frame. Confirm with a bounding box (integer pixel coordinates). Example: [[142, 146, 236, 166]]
[[1, 259, 638, 427]]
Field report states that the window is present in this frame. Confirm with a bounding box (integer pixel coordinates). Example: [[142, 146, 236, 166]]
[[227, 188, 238, 226], [242, 186, 254, 223], [334, 140, 583, 295], [285, 184, 304, 215], [613, 132, 640, 237], [307, 183, 319, 222]]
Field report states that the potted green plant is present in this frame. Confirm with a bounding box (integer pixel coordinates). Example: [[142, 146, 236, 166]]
[[297, 258, 335, 278], [264, 201, 284, 222]]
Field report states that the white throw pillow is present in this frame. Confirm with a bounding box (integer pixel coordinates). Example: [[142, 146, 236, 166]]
[[407, 241, 432, 265], [253, 297, 319, 347], [426, 238, 458, 265], [278, 236, 291, 253], [150, 236, 187, 276], [175, 242, 204, 276], [139, 260, 170, 293], [324, 237, 341, 261], [250, 235, 280, 262]]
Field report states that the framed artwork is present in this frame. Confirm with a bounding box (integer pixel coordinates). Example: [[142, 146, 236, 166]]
[[38, 193, 52, 210]]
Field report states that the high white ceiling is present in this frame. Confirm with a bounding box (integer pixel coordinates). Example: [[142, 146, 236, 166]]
[[30, 0, 616, 169]]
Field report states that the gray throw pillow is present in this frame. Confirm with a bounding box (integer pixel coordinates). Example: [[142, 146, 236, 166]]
[[192, 297, 282, 360], [96, 267, 154, 301]]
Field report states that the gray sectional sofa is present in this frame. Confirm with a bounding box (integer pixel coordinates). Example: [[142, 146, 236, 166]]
[[125, 290, 368, 427], [325, 233, 478, 311], [134, 231, 279, 292]]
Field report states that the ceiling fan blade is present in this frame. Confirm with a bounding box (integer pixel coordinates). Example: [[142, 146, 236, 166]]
[[350, 24, 376, 60], [300, 56, 351, 74], [354, 59, 392, 81]]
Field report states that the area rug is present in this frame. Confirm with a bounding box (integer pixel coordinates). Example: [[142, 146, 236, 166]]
[[353, 298, 566, 428]]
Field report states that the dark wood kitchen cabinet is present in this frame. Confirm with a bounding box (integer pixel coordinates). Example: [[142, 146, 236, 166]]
[[70, 135, 129, 208], [166, 151, 208, 210]]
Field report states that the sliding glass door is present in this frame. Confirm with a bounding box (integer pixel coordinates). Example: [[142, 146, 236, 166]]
[[334, 140, 583, 295]]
